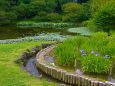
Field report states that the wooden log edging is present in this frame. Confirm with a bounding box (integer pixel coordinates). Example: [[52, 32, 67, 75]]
[[36, 46, 115, 86]]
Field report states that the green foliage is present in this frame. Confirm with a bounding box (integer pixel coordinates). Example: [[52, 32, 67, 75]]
[[90, 0, 113, 14], [33, 12, 62, 22], [47, 13, 62, 22], [0, 0, 114, 29], [82, 2, 91, 21], [14, 1, 46, 19], [0, 11, 17, 25], [93, 1, 115, 32], [29, 0, 46, 16], [33, 11, 48, 21], [17, 22, 75, 28], [45, 0, 57, 12], [0, 0, 10, 11], [62, 2, 83, 22], [55, 32, 115, 73], [18, 0, 32, 4], [55, 36, 87, 66], [77, 0, 88, 3]]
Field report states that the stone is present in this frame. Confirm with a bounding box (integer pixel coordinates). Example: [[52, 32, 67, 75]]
[[93, 81, 99, 86], [84, 78, 88, 86]]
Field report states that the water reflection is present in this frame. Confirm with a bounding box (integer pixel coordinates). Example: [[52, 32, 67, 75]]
[[0, 26, 77, 40]]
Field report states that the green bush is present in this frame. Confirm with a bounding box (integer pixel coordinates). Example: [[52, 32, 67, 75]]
[[62, 2, 83, 22], [82, 2, 91, 21], [32, 11, 48, 21], [0, 11, 17, 25], [93, 0, 115, 32], [55, 32, 115, 73], [90, 0, 113, 14], [47, 13, 62, 22]]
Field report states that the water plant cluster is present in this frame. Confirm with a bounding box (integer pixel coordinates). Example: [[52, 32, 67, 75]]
[[0, 33, 73, 44], [55, 32, 115, 73], [17, 22, 75, 29], [67, 27, 95, 36]]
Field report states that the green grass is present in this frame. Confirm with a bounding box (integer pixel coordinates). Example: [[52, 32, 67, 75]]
[[55, 32, 115, 73], [0, 41, 57, 86]]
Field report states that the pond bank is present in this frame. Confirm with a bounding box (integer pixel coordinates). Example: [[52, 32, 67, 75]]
[[36, 45, 115, 86]]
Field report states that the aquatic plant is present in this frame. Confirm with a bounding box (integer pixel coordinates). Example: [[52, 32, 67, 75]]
[[17, 22, 76, 29], [67, 27, 95, 36], [0, 33, 73, 44], [55, 32, 115, 73]]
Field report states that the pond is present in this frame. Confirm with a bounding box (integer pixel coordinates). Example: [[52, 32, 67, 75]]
[[0, 26, 77, 40]]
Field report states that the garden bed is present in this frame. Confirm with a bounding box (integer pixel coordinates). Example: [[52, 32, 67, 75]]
[[36, 45, 115, 86]]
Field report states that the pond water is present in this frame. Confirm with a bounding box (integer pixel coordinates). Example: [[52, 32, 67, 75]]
[[0, 26, 77, 40], [45, 49, 115, 83]]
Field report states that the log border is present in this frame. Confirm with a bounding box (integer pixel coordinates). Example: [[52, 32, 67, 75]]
[[36, 46, 115, 86]]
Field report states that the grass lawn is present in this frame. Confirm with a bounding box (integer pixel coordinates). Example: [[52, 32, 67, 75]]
[[0, 41, 57, 86]]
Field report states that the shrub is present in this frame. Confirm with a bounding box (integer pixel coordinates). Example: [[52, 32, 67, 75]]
[[55, 32, 115, 73], [33, 12, 62, 22], [90, 0, 113, 14], [32, 11, 48, 21], [62, 2, 83, 22], [82, 2, 91, 21], [93, 1, 115, 32], [0, 11, 17, 25], [47, 13, 62, 22]]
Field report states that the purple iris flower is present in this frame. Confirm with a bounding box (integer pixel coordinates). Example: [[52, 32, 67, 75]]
[[104, 55, 110, 59], [91, 50, 95, 54], [82, 52, 87, 56], [96, 54, 99, 56], [80, 50, 84, 53]]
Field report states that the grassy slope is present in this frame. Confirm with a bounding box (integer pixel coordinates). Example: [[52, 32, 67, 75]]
[[0, 42, 57, 86]]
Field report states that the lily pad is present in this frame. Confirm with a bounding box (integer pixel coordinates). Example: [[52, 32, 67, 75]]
[[67, 27, 95, 36]]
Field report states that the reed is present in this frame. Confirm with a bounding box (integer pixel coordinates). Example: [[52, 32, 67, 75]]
[[55, 32, 115, 73]]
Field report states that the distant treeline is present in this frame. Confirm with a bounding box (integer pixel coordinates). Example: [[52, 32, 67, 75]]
[[0, 0, 114, 33], [0, 0, 88, 25]]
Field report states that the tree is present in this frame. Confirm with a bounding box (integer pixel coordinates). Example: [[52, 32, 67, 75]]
[[14, 3, 30, 19], [62, 2, 83, 22], [45, 0, 57, 12], [0, 0, 10, 11], [93, 0, 115, 33], [77, 0, 88, 3], [29, 0, 46, 16], [90, 0, 113, 14], [0, 11, 17, 25]]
